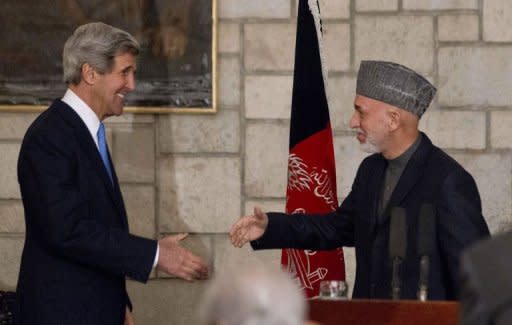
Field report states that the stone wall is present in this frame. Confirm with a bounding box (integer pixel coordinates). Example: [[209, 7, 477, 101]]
[[1, 0, 512, 324]]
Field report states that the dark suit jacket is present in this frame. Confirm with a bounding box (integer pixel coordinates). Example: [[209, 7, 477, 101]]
[[460, 232, 512, 325], [252, 133, 489, 300], [15, 100, 157, 324]]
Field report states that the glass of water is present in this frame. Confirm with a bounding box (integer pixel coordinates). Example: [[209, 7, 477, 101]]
[[318, 280, 348, 300]]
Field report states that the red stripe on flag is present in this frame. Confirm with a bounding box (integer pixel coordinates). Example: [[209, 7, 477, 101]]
[[282, 125, 345, 297]]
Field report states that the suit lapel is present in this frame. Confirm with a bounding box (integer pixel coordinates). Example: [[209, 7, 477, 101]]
[[55, 101, 126, 219], [380, 133, 433, 225], [368, 156, 387, 234], [107, 148, 129, 229]]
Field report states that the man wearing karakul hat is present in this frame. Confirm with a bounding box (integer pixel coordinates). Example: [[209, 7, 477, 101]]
[[230, 60, 490, 300]]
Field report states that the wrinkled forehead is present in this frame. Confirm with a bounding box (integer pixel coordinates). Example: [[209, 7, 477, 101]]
[[354, 94, 398, 112]]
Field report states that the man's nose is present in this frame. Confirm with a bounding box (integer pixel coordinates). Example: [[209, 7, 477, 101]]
[[126, 74, 136, 91], [349, 112, 359, 129]]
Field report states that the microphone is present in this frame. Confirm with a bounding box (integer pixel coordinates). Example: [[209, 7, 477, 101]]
[[417, 203, 436, 301], [389, 207, 407, 300]]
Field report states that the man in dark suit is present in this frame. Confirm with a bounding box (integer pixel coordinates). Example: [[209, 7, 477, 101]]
[[15, 22, 208, 324], [230, 61, 489, 300]]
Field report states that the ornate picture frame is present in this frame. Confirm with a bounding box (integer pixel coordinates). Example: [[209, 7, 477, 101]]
[[0, 0, 217, 114]]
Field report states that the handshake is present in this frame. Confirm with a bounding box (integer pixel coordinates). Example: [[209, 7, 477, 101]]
[[158, 207, 269, 281]]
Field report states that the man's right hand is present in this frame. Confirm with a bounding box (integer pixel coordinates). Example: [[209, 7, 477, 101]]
[[230, 206, 269, 248], [157, 234, 208, 281]]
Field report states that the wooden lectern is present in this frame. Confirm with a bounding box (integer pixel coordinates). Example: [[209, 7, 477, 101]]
[[308, 299, 459, 325]]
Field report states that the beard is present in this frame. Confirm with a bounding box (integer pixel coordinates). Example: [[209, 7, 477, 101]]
[[360, 141, 380, 154], [356, 129, 382, 154]]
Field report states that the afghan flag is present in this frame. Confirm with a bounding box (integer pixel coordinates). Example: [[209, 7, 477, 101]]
[[281, 0, 345, 298]]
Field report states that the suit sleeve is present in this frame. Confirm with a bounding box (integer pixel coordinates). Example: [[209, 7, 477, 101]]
[[251, 202, 354, 251], [18, 130, 157, 283], [436, 169, 490, 296], [251, 159, 366, 250]]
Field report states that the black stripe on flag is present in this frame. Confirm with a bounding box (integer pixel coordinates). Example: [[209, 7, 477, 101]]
[[289, 0, 331, 150]]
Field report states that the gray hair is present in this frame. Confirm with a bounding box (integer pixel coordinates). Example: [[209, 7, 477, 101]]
[[200, 263, 306, 325], [62, 22, 140, 85]]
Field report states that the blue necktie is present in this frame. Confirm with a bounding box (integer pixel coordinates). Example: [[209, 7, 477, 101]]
[[97, 122, 113, 183]]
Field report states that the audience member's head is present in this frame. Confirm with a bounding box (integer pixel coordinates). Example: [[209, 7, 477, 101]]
[[460, 232, 512, 325], [200, 263, 306, 325]]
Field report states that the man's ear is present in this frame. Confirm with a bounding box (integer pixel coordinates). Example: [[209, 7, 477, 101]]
[[81, 63, 96, 85], [387, 108, 401, 131]]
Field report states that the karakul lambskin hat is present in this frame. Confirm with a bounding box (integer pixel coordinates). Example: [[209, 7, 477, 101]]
[[356, 60, 437, 117]]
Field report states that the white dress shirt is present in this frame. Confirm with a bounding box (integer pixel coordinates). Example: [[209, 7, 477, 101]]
[[62, 88, 101, 148]]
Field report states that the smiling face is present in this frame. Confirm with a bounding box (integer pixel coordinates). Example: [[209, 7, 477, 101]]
[[90, 52, 137, 120], [349, 95, 394, 154]]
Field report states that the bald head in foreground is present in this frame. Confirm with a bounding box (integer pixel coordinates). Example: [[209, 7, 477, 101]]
[[201, 263, 307, 325]]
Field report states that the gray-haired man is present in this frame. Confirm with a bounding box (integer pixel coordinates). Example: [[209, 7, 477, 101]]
[[15, 22, 208, 324]]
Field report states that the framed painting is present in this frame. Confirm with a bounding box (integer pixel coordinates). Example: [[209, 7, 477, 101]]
[[0, 0, 217, 113]]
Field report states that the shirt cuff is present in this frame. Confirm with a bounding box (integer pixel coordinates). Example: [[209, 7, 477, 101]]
[[152, 243, 159, 268]]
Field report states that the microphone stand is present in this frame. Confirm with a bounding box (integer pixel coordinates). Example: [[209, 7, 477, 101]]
[[417, 255, 430, 301], [391, 257, 402, 300], [389, 207, 407, 301]]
